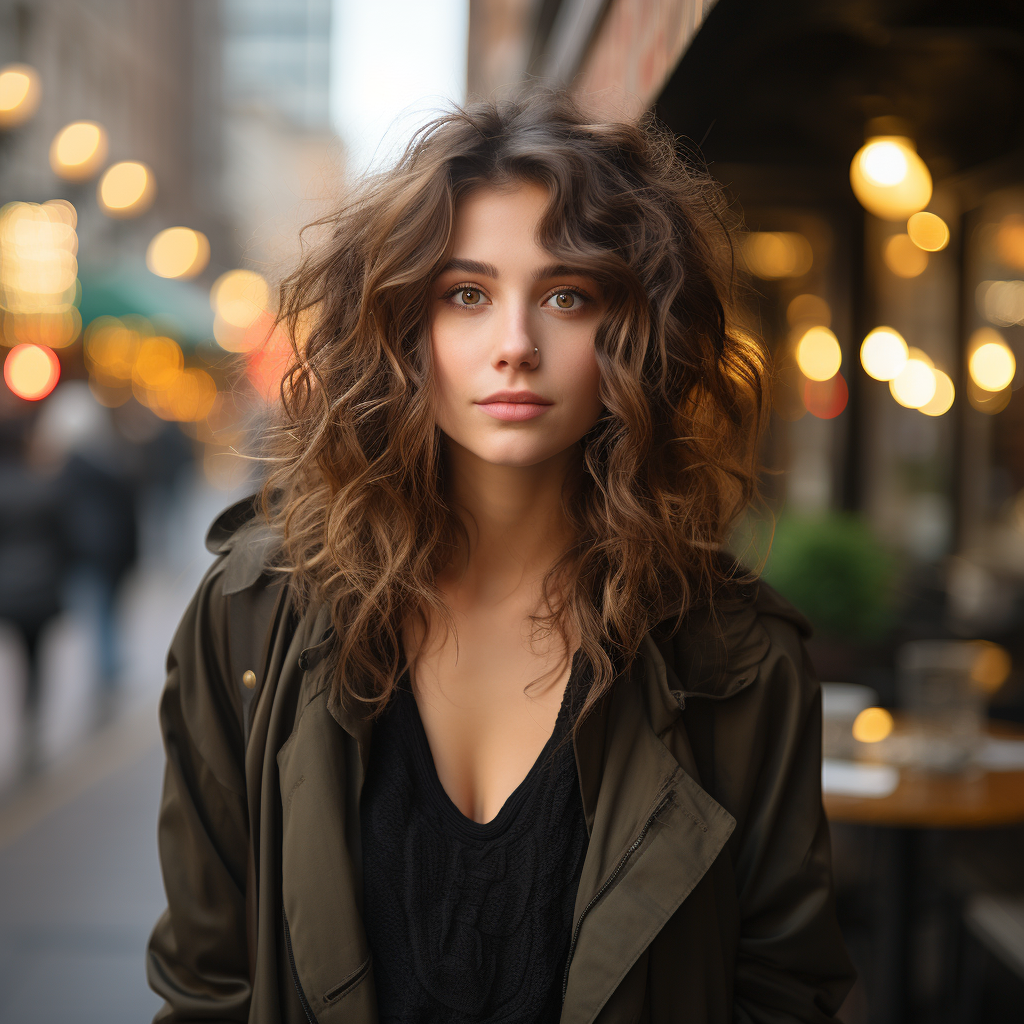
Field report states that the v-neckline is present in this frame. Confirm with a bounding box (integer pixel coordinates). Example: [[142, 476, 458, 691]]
[[397, 649, 581, 841]]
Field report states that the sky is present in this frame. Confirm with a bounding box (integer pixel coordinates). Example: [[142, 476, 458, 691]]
[[330, 0, 470, 177]]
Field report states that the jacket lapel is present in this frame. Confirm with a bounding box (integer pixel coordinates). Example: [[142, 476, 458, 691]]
[[276, 639, 378, 1024], [561, 639, 737, 1024]]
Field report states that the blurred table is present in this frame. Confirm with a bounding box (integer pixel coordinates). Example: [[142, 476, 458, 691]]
[[824, 719, 1024, 1024], [825, 720, 1024, 828]]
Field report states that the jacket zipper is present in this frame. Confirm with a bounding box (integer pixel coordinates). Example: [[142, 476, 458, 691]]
[[562, 793, 671, 1002], [284, 909, 319, 1024]]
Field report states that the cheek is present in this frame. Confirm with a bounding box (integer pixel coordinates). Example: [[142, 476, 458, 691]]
[[560, 342, 604, 422]]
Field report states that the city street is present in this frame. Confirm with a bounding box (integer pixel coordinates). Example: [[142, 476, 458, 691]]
[[0, 473, 243, 1024]]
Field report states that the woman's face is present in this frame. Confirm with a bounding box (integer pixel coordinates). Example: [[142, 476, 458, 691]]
[[429, 182, 605, 469]]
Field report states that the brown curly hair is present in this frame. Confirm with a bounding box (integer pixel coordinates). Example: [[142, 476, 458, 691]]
[[262, 86, 767, 728]]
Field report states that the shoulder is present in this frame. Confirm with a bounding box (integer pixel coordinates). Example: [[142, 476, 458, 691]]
[[651, 556, 813, 705], [204, 493, 287, 597]]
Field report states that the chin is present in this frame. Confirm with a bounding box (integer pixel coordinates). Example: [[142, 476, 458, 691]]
[[472, 442, 563, 468]]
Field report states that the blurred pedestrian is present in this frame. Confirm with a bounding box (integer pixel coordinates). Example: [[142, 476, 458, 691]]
[[0, 397, 69, 773], [33, 382, 140, 725]]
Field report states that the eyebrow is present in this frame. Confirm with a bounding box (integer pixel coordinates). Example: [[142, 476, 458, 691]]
[[437, 258, 594, 282]]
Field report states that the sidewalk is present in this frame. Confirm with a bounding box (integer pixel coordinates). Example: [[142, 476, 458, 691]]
[[0, 470, 249, 1023], [0, 701, 165, 1024]]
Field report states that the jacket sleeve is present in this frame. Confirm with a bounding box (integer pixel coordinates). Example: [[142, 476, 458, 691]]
[[730, 614, 856, 1024], [146, 559, 253, 1022]]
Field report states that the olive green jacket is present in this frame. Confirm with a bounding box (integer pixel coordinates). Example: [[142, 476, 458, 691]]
[[147, 501, 855, 1023]]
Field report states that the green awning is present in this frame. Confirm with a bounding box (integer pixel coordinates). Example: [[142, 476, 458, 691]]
[[77, 264, 215, 347]]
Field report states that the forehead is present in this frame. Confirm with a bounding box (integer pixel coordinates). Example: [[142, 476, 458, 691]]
[[448, 182, 551, 255]]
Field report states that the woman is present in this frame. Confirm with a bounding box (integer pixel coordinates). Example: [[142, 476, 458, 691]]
[[148, 89, 854, 1023]]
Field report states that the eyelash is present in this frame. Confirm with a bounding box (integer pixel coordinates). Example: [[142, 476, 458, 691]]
[[441, 282, 592, 314]]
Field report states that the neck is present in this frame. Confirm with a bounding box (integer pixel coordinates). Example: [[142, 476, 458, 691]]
[[442, 440, 578, 602]]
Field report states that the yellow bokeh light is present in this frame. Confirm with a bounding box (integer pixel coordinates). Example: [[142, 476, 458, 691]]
[[883, 233, 928, 278], [211, 269, 270, 326], [994, 214, 1024, 271], [742, 232, 813, 279], [7, 307, 82, 349], [132, 336, 183, 391], [156, 367, 218, 421], [850, 135, 932, 221], [918, 369, 955, 417], [852, 706, 894, 744], [907, 212, 949, 252], [97, 161, 155, 217], [0, 64, 41, 128], [0, 202, 79, 324], [890, 347, 937, 409], [50, 121, 108, 181], [971, 642, 1012, 695], [968, 378, 1011, 415], [84, 317, 141, 385], [4, 343, 60, 401], [146, 227, 210, 280], [860, 326, 908, 381], [968, 328, 1016, 392], [795, 326, 842, 381], [786, 293, 831, 328], [860, 140, 907, 186], [211, 269, 271, 352]]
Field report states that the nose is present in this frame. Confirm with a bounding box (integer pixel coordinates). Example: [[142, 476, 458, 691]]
[[492, 299, 539, 371]]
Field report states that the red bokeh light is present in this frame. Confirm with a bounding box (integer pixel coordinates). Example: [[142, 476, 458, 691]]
[[803, 372, 848, 419], [246, 322, 293, 404], [4, 343, 61, 400]]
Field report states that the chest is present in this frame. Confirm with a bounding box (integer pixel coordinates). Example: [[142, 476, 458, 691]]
[[401, 605, 576, 824]]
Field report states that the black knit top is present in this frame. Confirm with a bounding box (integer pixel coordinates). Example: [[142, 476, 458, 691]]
[[359, 654, 590, 1024]]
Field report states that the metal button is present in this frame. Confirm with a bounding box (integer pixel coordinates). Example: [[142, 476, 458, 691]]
[[242, 670, 257, 690]]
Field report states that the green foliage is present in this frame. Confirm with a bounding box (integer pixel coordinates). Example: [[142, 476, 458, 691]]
[[763, 513, 896, 641]]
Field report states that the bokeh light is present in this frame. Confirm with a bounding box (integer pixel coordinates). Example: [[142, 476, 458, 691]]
[[0, 201, 80, 347], [742, 232, 813, 279], [968, 378, 1012, 415], [907, 212, 949, 252], [4, 343, 60, 400], [795, 326, 842, 381], [850, 136, 932, 220], [148, 367, 218, 421], [84, 316, 142, 388], [918, 369, 955, 417], [786, 293, 831, 328], [890, 347, 937, 409], [803, 372, 848, 420], [49, 121, 108, 181], [978, 280, 1024, 327], [211, 269, 271, 352], [146, 227, 210, 279], [994, 214, 1024, 271], [971, 642, 1012, 694], [132, 336, 184, 392], [852, 706, 894, 743], [0, 64, 41, 128], [98, 161, 155, 217], [247, 324, 294, 403], [968, 328, 1016, 392], [860, 326, 908, 381], [883, 233, 928, 278]]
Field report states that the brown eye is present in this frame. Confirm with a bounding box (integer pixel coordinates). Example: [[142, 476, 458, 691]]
[[459, 288, 482, 305], [548, 291, 578, 309]]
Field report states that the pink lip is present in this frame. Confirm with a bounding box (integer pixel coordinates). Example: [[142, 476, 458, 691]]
[[475, 390, 553, 422]]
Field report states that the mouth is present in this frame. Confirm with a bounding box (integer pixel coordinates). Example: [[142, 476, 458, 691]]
[[475, 391, 553, 422]]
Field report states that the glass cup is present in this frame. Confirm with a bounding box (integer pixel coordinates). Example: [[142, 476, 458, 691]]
[[897, 640, 988, 773]]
